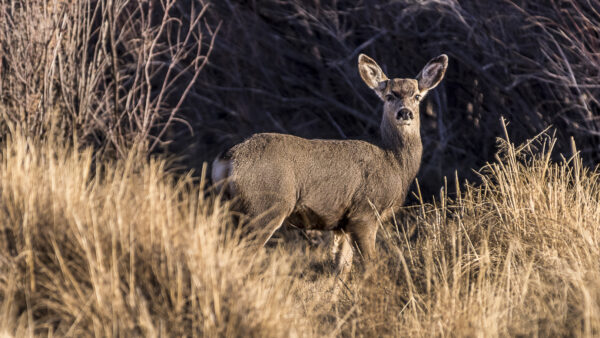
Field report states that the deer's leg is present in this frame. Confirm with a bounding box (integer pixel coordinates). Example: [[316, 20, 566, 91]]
[[332, 231, 354, 278], [347, 218, 377, 265], [245, 196, 293, 247], [330, 231, 354, 302]]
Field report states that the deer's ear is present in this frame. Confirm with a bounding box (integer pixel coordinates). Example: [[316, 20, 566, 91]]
[[359, 54, 389, 96], [417, 54, 448, 93]]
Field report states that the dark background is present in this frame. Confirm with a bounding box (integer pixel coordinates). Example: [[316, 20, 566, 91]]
[[166, 0, 599, 199], [3, 0, 597, 199]]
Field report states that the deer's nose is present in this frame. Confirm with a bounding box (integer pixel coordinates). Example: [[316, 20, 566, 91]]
[[396, 108, 414, 121]]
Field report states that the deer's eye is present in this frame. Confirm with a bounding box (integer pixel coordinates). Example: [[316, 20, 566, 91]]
[[385, 94, 395, 102], [415, 94, 422, 101]]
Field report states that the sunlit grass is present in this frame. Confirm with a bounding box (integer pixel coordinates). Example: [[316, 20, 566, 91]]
[[1, 122, 599, 336]]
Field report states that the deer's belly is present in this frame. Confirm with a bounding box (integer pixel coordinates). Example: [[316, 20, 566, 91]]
[[285, 205, 346, 231]]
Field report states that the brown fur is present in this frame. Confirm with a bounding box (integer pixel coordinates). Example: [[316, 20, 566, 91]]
[[212, 53, 448, 279]]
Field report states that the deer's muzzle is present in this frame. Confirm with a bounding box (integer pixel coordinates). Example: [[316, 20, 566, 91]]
[[396, 108, 414, 121]]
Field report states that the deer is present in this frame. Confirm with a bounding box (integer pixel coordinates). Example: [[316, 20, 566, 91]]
[[212, 53, 448, 280]]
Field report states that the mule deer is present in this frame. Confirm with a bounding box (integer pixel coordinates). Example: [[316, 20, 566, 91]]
[[212, 53, 448, 278]]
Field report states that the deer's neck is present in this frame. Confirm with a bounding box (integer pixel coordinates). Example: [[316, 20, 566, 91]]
[[380, 121, 423, 181]]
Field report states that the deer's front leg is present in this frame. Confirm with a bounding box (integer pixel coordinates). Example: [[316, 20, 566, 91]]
[[347, 217, 377, 264]]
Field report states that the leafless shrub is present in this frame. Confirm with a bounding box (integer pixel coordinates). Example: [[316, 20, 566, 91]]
[[0, 0, 218, 157], [186, 0, 599, 197]]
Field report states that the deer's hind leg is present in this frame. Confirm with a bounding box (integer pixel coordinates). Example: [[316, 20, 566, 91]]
[[243, 191, 295, 248], [330, 230, 354, 301], [332, 231, 354, 279]]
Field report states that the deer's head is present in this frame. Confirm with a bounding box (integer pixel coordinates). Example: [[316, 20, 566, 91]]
[[358, 54, 448, 135]]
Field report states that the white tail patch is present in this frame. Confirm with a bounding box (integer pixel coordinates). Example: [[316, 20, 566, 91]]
[[211, 155, 232, 194]]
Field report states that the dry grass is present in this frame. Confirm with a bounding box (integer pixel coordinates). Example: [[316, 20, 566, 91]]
[[1, 121, 599, 336], [0, 131, 321, 336]]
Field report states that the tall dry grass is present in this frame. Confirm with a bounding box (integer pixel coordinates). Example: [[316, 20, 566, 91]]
[[353, 122, 600, 336], [1, 120, 599, 336], [0, 131, 319, 336]]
